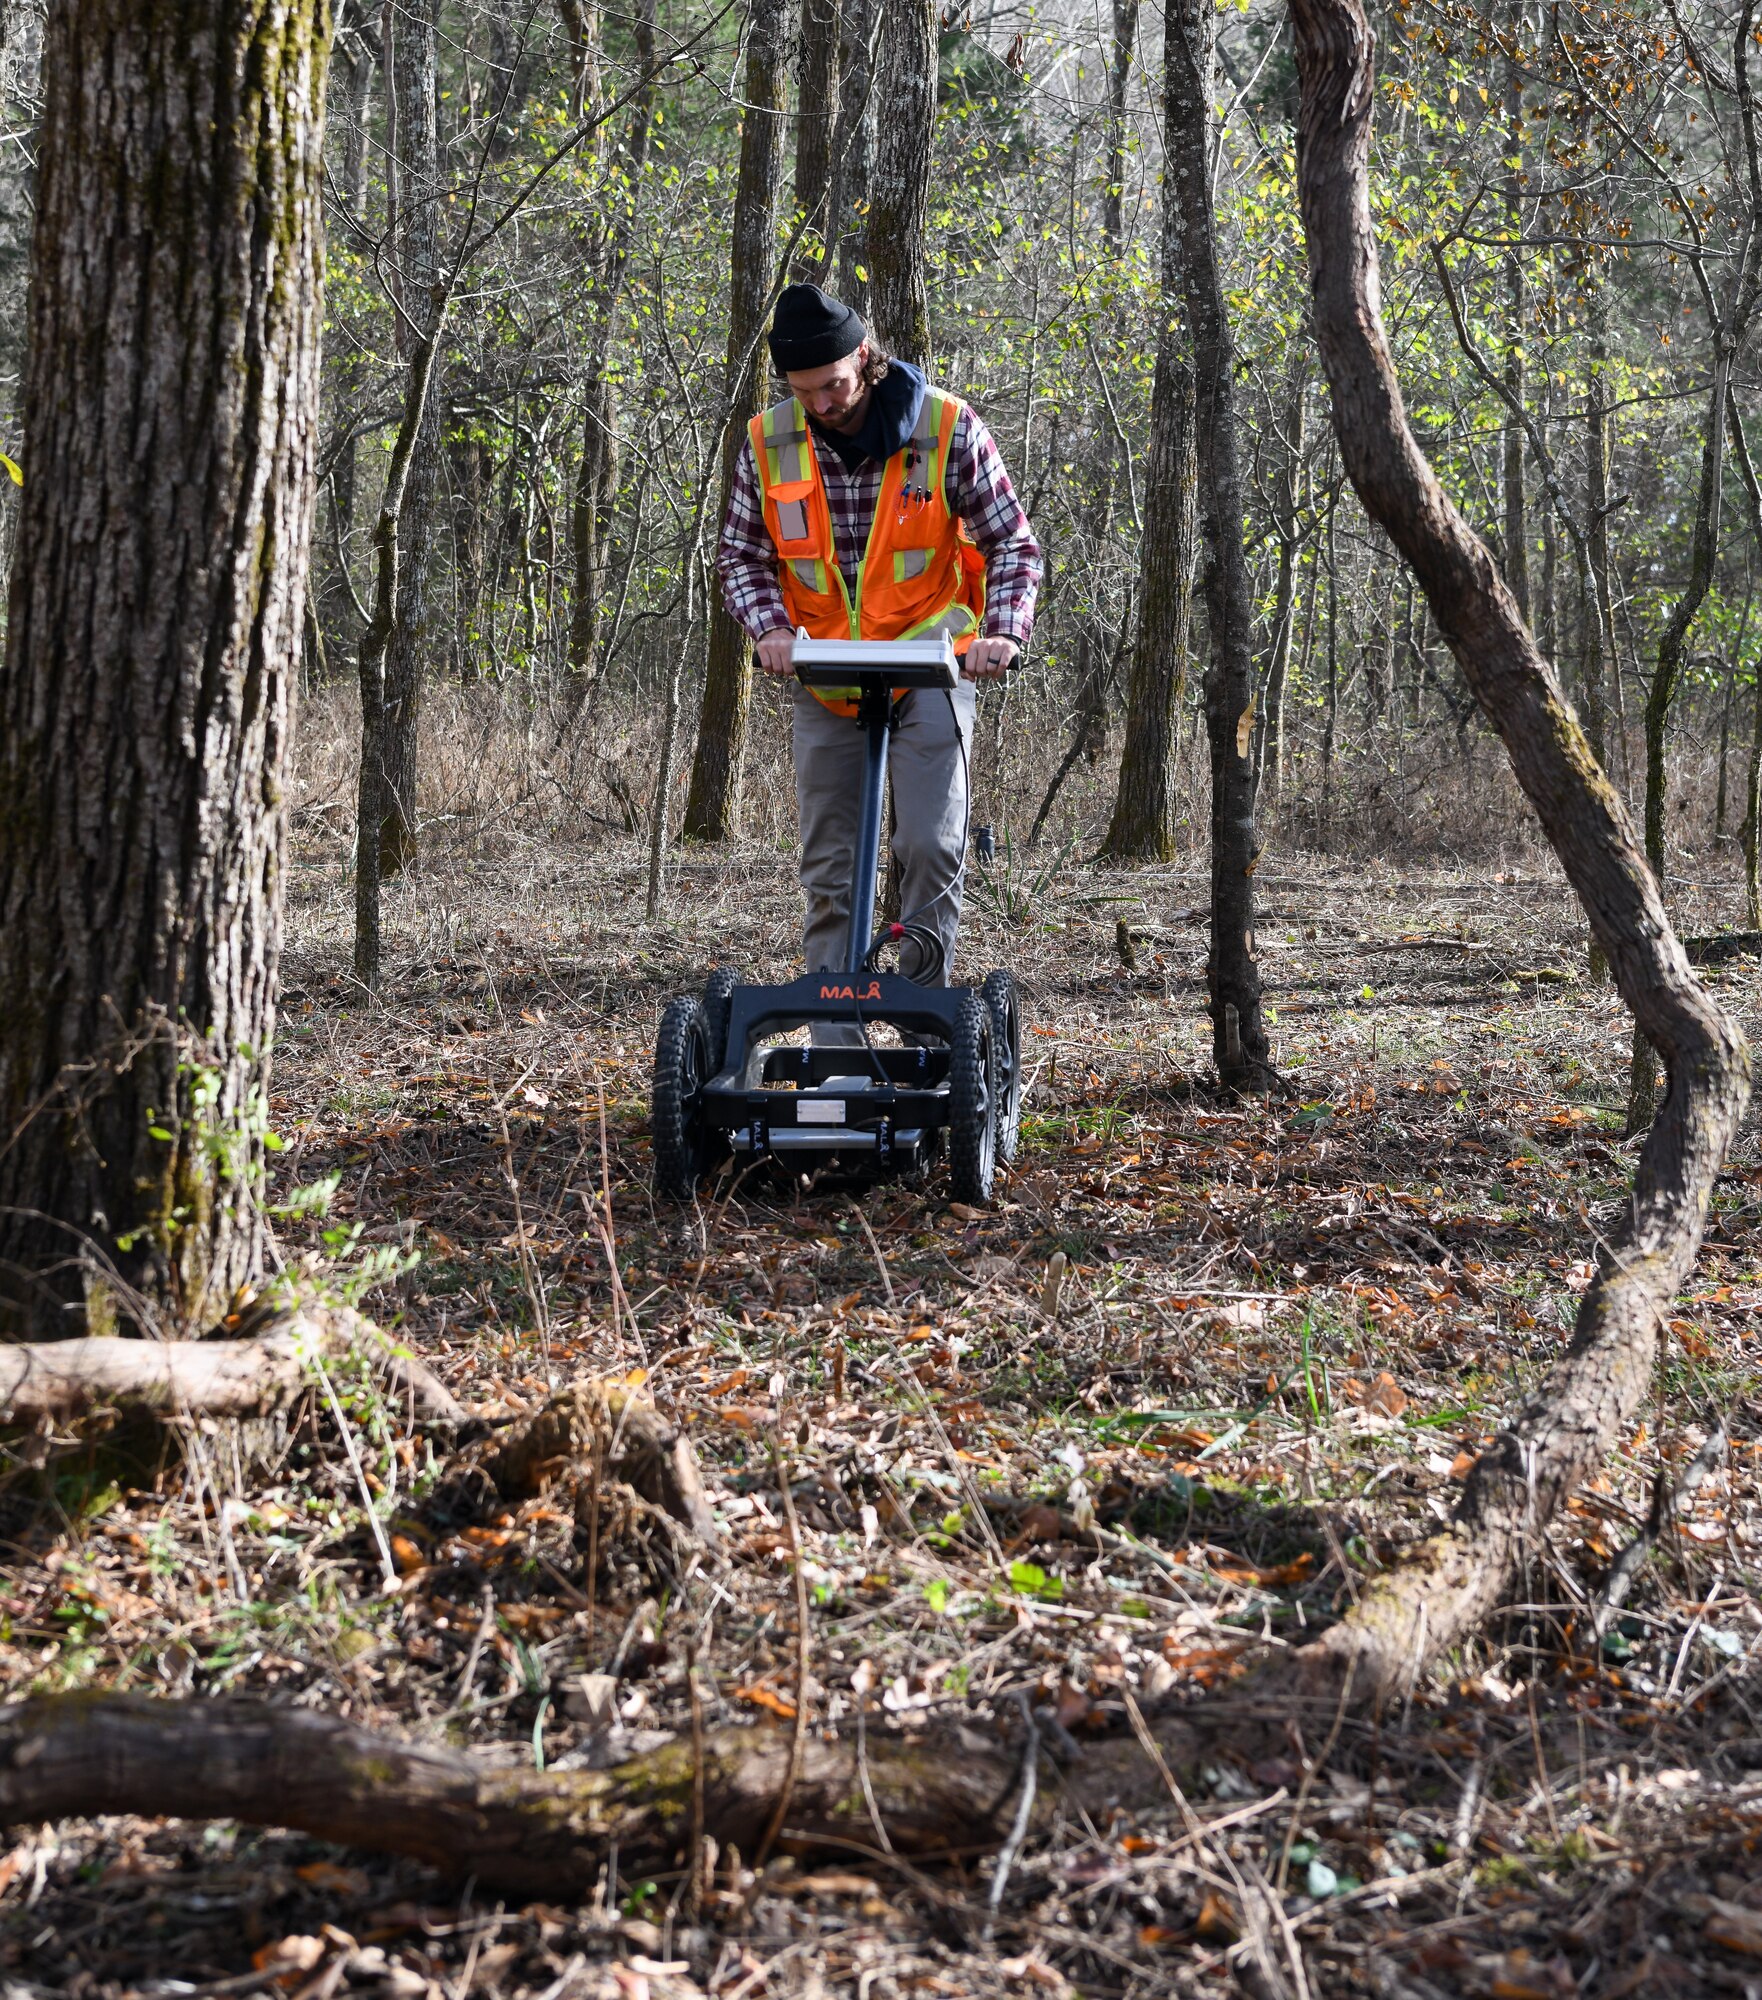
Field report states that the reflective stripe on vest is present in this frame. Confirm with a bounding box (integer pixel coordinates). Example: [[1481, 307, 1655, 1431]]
[[747, 385, 987, 714]]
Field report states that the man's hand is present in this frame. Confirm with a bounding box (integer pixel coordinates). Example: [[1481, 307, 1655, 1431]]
[[961, 635, 1019, 681], [756, 628, 797, 679]]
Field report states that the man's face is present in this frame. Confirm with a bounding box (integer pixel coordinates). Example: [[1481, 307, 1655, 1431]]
[[786, 345, 870, 431]]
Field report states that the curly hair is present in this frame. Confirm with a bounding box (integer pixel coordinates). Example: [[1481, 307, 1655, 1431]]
[[859, 338, 892, 387]]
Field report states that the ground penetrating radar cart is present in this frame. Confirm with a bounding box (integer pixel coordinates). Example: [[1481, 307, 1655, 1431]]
[[650, 635, 1021, 1203]]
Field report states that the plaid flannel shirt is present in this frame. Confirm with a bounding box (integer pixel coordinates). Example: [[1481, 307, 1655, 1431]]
[[716, 394, 1042, 648]]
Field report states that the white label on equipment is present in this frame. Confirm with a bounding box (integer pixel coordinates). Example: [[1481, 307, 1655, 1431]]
[[797, 1100, 846, 1125]]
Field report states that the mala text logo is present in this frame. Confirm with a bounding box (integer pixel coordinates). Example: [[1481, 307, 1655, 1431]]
[[819, 982, 883, 1001]]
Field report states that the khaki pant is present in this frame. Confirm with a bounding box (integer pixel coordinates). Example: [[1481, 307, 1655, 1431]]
[[791, 682, 976, 1007]]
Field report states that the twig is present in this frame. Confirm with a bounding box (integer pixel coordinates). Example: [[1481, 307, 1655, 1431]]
[[1274, 1657, 1355, 1892], [755, 1448, 811, 1868], [1595, 1420, 1727, 1635], [983, 1691, 1039, 1942]]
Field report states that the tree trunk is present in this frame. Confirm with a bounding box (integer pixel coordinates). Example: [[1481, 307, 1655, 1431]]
[[1102, 0, 1139, 249], [1732, 404, 1762, 926], [354, 297, 449, 993], [1283, 0, 1751, 1705], [564, 0, 656, 712], [1500, 32, 1528, 620], [1098, 355, 1196, 863], [680, 0, 791, 842], [1254, 355, 1306, 797], [793, 0, 841, 275], [1627, 353, 1735, 1133], [1164, 0, 1271, 1092], [0, 0, 327, 1338], [865, 0, 936, 363], [374, 0, 444, 880], [832, 0, 873, 309], [1581, 298, 1615, 768], [0, 1692, 1199, 1902], [0, 1305, 462, 1424]]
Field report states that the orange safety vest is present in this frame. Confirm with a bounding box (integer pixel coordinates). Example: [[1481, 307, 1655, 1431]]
[[749, 385, 987, 714]]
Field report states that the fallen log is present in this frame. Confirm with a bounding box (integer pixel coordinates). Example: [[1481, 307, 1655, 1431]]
[[1283, 0, 1751, 1702], [0, 1303, 464, 1426], [0, 1693, 1195, 1898]]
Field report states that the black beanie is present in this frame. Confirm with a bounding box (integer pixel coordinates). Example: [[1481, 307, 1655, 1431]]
[[768, 283, 866, 371]]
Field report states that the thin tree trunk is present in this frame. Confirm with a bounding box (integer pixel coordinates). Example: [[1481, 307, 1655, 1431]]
[[1500, 29, 1528, 619], [832, 0, 873, 308], [354, 301, 449, 995], [1165, 0, 1272, 1092], [1098, 356, 1196, 862], [1583, 298, 1615, 768], [1726, 401, 1762, 925], [1254, 357, 1307, 796], [1102, 0, 1139, 249], [564, 0, 656, 712], [375, 0, 444, 881], [1284, 0, 1750, 1705], [1628, 355, 1737, 1131], [793, 0, 841, 275], [865, 0, 935, 363], [0, 0, 327, 1338], [680, 0, 791, 842]]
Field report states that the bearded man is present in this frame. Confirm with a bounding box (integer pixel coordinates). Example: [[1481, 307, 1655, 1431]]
[[716, 282, 1042, 990]]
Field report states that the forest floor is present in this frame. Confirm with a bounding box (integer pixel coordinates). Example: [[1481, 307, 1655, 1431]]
[[5, 811, 1762, 2000]]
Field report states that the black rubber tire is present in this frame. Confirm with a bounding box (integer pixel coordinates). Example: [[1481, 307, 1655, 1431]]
[[702, 966, 739, 1074], [652, 996, 711, 1199], [946, 991, 996, 1206], [981, 969, 1023, 1165]]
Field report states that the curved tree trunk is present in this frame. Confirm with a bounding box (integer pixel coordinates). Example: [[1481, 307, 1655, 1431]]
[[1098, 349, 1196, 863], [0, 0, 327, 1337], [1283, 0, 1751, 1706], [680, 0, 791, 843], [1164, 0, 1272, 1091], [865, 0, 935, 364]]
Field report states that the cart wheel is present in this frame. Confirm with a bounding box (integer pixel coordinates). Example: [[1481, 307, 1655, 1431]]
[[702, 966, 739, 1074], [981, 969, 1022, 1165], [946, 991, 996, 1206], [652, 996, 711, 1199]]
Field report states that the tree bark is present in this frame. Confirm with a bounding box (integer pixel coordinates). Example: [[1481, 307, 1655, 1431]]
[[374, 0, 445, 881], [832, 0, 873, 309], [1102, 0, 1139, 250], [0, 1693, 1198, 1901], [354, 296, 449, 993], [680, 0, 792, 842], [1500, 28, 1528, 620], [1283, 0, 1751, 1706], [794, 0, 841, 275], [1164, 0, 1272, 1091], [0, 1305, 462, 1424], [1254, 355, 1307, 798], [1098, 354, 1196, 863], [564, 0, 656, 712], [865, 0, 936, 363], [0, 0, 327, 1337]]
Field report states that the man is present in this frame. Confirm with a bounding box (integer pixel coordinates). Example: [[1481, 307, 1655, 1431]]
[[717, 282, 1042, 992]]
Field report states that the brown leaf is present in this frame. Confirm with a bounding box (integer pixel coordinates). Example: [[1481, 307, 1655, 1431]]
[[1363, 1370, 1408, 1417], [1195, 1891, 1238, 1941]]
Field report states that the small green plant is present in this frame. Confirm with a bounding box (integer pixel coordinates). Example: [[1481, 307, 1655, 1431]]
[[971, 824, 1078, 929]]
